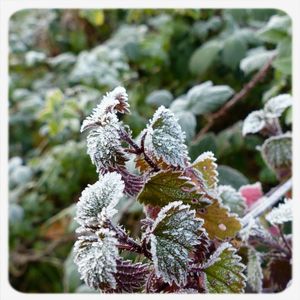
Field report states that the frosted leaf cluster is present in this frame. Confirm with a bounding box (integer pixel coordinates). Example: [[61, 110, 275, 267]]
[[146, 106, 189, 167], [81, 87, 129, 173], [266, 199, 292, 225], [76, 172, 124, 226], [149, 201, 203, 286], [74, 228, 119, 290], [243, 94, 292, 136], [247, 247, 263, 292], [202, 242, 246, 293]]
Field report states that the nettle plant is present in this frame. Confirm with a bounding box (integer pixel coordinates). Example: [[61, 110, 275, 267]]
[[73, 87, 292, 293]]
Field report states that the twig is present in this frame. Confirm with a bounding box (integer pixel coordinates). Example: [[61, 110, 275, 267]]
[[241, 178, 292, 228], [192, 55, 276, 144], [278, 225, 292, 257]]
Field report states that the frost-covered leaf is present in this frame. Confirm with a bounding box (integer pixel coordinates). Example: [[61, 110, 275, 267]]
[[247, 247, 263, 292], [264, 94, 292, 118], [76, 172, 124, 226], [86, 115, 127, 173], [149, 201, 203, 286], [186, 81, 234, 115], [261, 133, 292, 176], [196, 200, 242, 240], [137, 170, 210, 208], [218, 165, 249, 189], [239, 182, 263, 209], [74, 228, 119, 291], [175, 111, 197, 143], [218, 185, 246, 217], [266, 199, 292, 225], [146, 90, 173, 107], [81, 86, 129, 132], [266, 258, 291, 291], [146, 106, 189, 167], [202, 242, 246, 293], [192, 151, 218, 190], [113, 259, 150, 292], [242, 110, 266, 136]]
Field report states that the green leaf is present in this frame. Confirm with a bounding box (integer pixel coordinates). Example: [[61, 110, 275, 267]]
[[222, 35, 247, 69], [202, 242, 246, 293], [149, 201, 203, 285], [261, 133, 292, 177], [217, 165, 249, 189], [186, 81, 234, 115], [218, 185, 246, 217], [242, 110, 266, 136], [64, 249, 81, 292], [175, 111, 197, 143], [196, 200, 242, 240], [192, 151, 218, 190], [137, 170, 210, 208], [146, 90, 173, 107], [264, 94, 292, 118], [272, 57, 292, 75], [189, 41, 222, 76], [189, 133, 218, 161], [240, 48, 276, 74], [247, 247, 263, 292]]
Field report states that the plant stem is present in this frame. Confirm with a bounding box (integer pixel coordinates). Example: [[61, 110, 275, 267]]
[[241, 178, 292, 228], [192, 55, 276, 144], [278, 225, 292, 257]]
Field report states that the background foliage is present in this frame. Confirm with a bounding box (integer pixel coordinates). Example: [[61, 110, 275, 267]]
[[9, 9, 291, 293]]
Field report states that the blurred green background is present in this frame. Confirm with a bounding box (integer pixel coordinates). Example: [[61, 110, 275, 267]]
[[9, 9, 291, 292]]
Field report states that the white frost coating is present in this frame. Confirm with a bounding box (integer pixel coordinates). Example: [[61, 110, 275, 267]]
[[81, 86, 129, 132], [201, 242, 231, 269], [146, 106, 189, 167], [150, 201, 203, 286], [76, 172, 124, 226], [266, 198, 292, 225], [86, 114, 125, 173], [194, 151, 216, 164], [264, 94, 292, 118], [74, 227, 119, 290], [247, 247, 263, 293], [242, 110, 266, 136]]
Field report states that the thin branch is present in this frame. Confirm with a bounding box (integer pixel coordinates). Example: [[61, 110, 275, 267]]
[[278, 225, 292, 257], [241, 178, 292, 228], [192, 55, 276, 144]]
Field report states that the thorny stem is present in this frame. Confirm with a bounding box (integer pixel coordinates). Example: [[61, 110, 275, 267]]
[[192, 55, 276, 144], [278, 225, 292, 257], [241, 178, 292, 228], [120, 129, 159, 172]]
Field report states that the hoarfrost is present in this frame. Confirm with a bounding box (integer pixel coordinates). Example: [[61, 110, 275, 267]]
[[266, 199, 292, 225]]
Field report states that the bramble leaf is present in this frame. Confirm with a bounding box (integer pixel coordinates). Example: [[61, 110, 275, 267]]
[[261, 133, 292, 176], [266, 198, 292, 225], [149, 201, 203, 286], [196, 200, 242, 240], [242, 110, 266, 136], [74, 228, 119, 291], [218, 185, 246, 217], [146, 106, 189, 167], [137, 170, 211, 208], [202, 242, 246, 293], [192, 151, 218, 190], [247, 247, 263, 293], [264, 94, 292, 118], [76, 172, 124, 226]]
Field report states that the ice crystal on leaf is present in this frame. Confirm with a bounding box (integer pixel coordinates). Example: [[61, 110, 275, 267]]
[[202, 242, 246, 293], [266, 199, 292, 225], [247, 247, 263, 293], [86, 114, 127, 173], [74, 228, 119, 291], [149, 201, 203, 286], [81, 86, 129, 132], [76, 172, 124, 226], [242, 110, 266, 136], [146, 106, 189, 167], [264, 94, 292, 119], [137, 170, 210, 208]]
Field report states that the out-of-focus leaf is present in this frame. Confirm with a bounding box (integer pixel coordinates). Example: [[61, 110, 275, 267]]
[[247, 247, 263, 292], [217, 165, 249, 189], [146, 90, 173, 107]]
